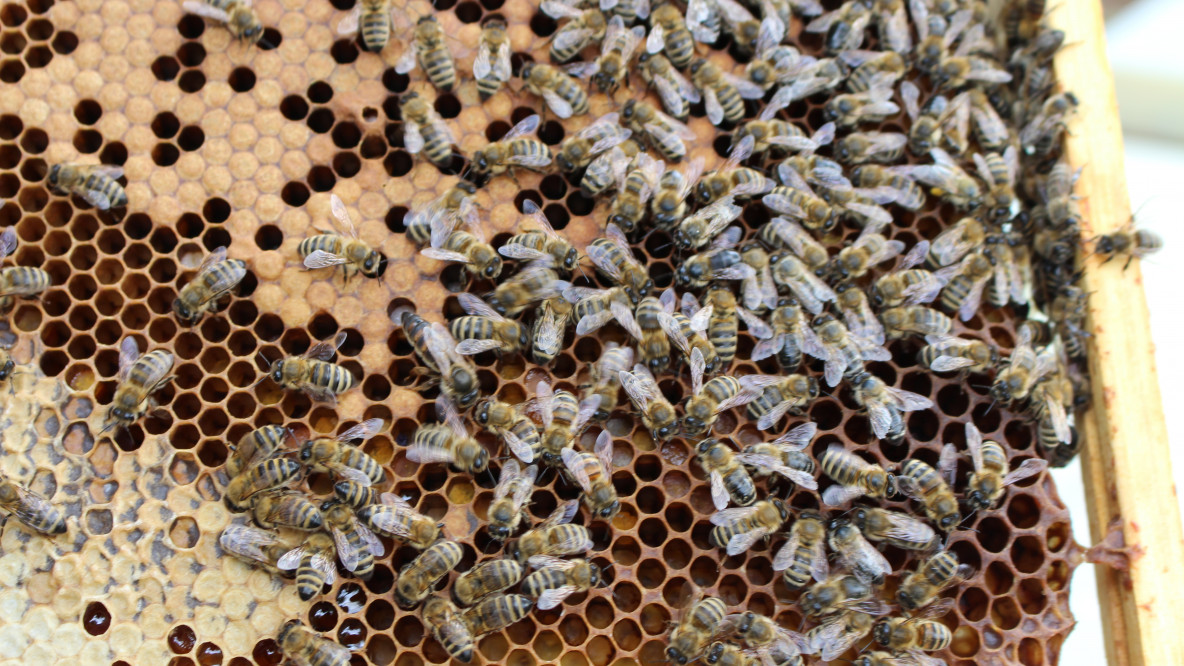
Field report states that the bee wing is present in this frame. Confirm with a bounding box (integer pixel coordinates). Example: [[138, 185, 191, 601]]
[[703, 87, 725, 126], [561, 447, 595, 493], [724, 71, 766, 100], [421, 247, 474, 265], [362, 507, 416, 539], [407, 439, 458, 465], [709, 504, 760, 526], [771, 529, 800, 571], [456, 292, 503, 320], [357, 520, 384, 557], [811, 614, 866, 661], [770, 422, 816, 451], [821, 484, 865, 506], [956, 277, 988, 322], [0, 226, 15, 260], [472, 37, 494, 80], [863, 400, 897, 440], [304, 249, 350, 269], [659, 311, 691, 355], [686, 0, 720, 42], [593, 429, 614, 471], [541, 0, 583, 17], [117, 336, 141, 382], [4, 486, 60, 533], [1003, 458, 1049, 486], [703, 471, 730, 511], [619, 369, 656, 411], [328, 464, 375, 487], [1041, 393, 1072, 444], [493, 459, 523, 500], [939, 443, 959, 487], [844, 538, 891, 586], [520, 199, 559, 240], [534, 312, 564, 359], [756, 397, 797, 431], [964, 421, 985, 472], [303, 332, 346, 362], [220, 524, 281, 562], [736, 307, 773, 340], [543, 499, 581, 528], [276, 546, 308, 571], [311, 550, 339, 586], [502, 114, 541, 141], [727, 529, 767, 556], [337, 418, 382, 443], [330, 525, 363, 572], [395, 41, 419, 74], [540, 89, 575, 120], [403, 118, 426, 154], [336, 5, 361, 34], [537, 585, 579, 610], [769, 463, 817, 490], [182, 1, 231, 22], [882, 511, 937, 544]]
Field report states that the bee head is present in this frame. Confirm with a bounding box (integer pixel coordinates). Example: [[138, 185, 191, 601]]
[[872, 620, 892, 646], [0, 358, 12, 381], [298, 440, 319, 463], [598, 500, 619, 519], [516, 324, 529, 348], [271, 359, 285, 383], [655, 422, 677, 440], [666, 647, 688, 665], [362, 252, 383, 277], [772, 498, 788, 520], [418, 15, 436, 24], [1095, 235, 1115, 254], [482, 257, 502, 279], [47, 164, 61, 187], [695, 438, 716, 455], [472, 150, 490, 171], [703, 643, 725, 665], [487, 523, 510, 540], [561, 247, 578, 271], [471, 448, 489, 471], [242, 24, 262, 42], [835, 140, 851, 161], [621, 99, 636, 122]]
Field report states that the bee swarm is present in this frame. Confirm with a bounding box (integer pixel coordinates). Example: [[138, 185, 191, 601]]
[[0, 0, 1092, 664]]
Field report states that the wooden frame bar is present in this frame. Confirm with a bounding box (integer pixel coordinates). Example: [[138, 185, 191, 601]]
[[1048, 1, 1184, 664]]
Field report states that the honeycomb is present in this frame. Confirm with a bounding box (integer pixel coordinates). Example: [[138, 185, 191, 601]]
[[0, 0, 1088, 664]]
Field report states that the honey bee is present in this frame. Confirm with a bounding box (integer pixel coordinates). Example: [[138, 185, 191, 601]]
[[0, 345, 13, 382], [534, 379, 600, 466], [916, 334, 997, 374], [101, 337, 175, 434], [739, 421, 817, 487], [520, 63, 590, 119], [0, 230, 50, 309], [880, 306, 953, 340], [422, 597, 475, 663], [737, 96, 832, 158], [839, 48, 906, 91], [851, 370, 934, 442], [474, 17, 513, 100], [870, 247, 944, 310], [502, 201, 580, 274], [694, 136, 774, 208], [224, 457, 302, 512], [647, 2, 695, 68], [541, 0, 608, 62], [799, 574, 887, 620], [511, 499, 593, 564], [587, 222, 653, 304], [758, 217, 827, 273], [454, 558, 525, 606], [763, 170, 837, 233], [568, 16, 644, 93], [356, 494, 442, 550], [400, 311, 481, 409], [891, 147, 982, 208], [873, 612, 952, 652], [750, 297, 826, 371], [614, 294, 679, 373], [463, 593, 534, 637], [991, 325, 1059, 406], [171, 246, 247, 323], [487, 459, 539, 541], [983, 233, 1028, 309], [1020, 90, 1080, 157], [806, 611, 879, 662], [275, 620, 351, 666], [834, 131, 908, 165], [744, 42, 811, 93], [404, 180, 478, 249], [322, 500, 384, 578], [850, 164, 926, 211], [609, 153, 665, 234], [851, 506, 938, 551], [181, 0, 265, 44], [337, 0, 394, 52], [299, 194, 384, 280], [701, 642, 759, 666], [676, 197, 744, 251], [729, 611, 811, 665], [805, 0, 873, 52], [450, 292, 530, 357], [924, 217, 984, 269], [409, 396, 489, 474], [475, 398, 541, 464], [250, 490, 324, 531], [333, 479, 395, 510], [399, 92, 457, 168], [854, 651, 947, 666], [532, 294, 573, 365], [0, 475, 67, 535], [710, 498, 789, 556], [972, 149, 1019, 223], [900, 83, 968, 156], [964, 422, 1047, 512], [717, 0, 782, 58], [896, 550, 973, 611], [567, 285, 631, 335], [578, 142, 630, 199], [470, 114, 553, 179], [299, 418, 385, 486], [651, 160, 701, 230], [277, 532, 338, 601], [639, 52, 699, 120], [828, 519, 891, 586], [396, 16, 458, 92], [770, 253, 837, 315], [523, 555, 603, 609], [825, 87, 900, 128], [487, 262, 569, 317], [667, 594, 729, 665], [685, 0, 723, 44], [671, 295, 722, 371], [676, 231, 751, 290], [620, 363, 679, 440], [690, 57, 766, 126], [581, 342, 633, 420], [700, 288, 743, 367], [833, 283, 884, 346], [696, 438, 757, 510], [1093, 220, 1164, 268], [1038, 160, 1082, 230], [396, 539, 464, 608], [819, 445, 896, 506], [740, 373, 819, 430], [562, 430, 619, 519], [421, 221, 502, 281], [621, 98, 695, 163], [813, 314, 891, 387], [259, 331, 356, 403], [966, 88, 1009, 151], [220, 523, 289, 574], [898, 450, 961, 531], [684, 349, 753, 439]]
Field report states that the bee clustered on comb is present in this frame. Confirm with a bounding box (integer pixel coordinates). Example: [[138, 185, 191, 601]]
[[0, 0, 1098, 664]]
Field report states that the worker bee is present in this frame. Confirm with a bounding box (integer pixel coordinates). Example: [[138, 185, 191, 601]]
[[851, 506, 938, 551], [900, 83, 968, 156], [520, 63, 590, 119], [224, 457, 303, 512], [587, 222, 653, 304], [621, 98, 695, 163], [396, 16, 457, 92], [259, 331, 356, 403], [450, 292, 530, 357], [740, 421, 816, 486], [475, 397, 541, 464], [1037, 160, 1082, 230], [422, 598, 475, 663], [299, 418, 385, 486], [806, 611, 879, 662], [851, 370, 934, 442], [763, 169, 837, 233], [667, 594, 729, 665], [275, 620, 351, 666], [534, 379, 600, 466], [474, 17, 512, 99], [714, 0, 782, 58], [651, 160, 702, 230], [1020, 91, 1078, 157], [750, 297, 826, 371], [511, 499, 593, 564], [967, 88, 1008, 151], [0, 475, 67, 535], [333, 479, 396, 510], [683, 349, 748, 438], [181, 0, 266, 44], [501, 200, 579, 274], [690, 57, 765, 127], [1093, 219, 1164, 268], [454, 558, 525, 606], [838, 48, 906, 92], [487, 262, 568, 318], [770, 253, 837, 315], [0, 231, 48, 310], [676, 230, 752, 290], [299, 194, 384, 280], [758, 217, 827, 272], [675, 197, 744, 251], [409, 396, 489, 474], [873, 612, 952, 652], [405, 180, 478, 249], [609, 153, 665, 234], [696, 437, 757, 510], [670, 295, 720, 370], [277, 532, 338, 601], [220, 523, 289, 574], [614, 293, 680, 373], [879, 306, 953, 340], [620, 363, 679, 440], [700, 288, 742, 367], [736, 96, 832, 159], [250, 490, 324, 531], [541, 0, 607, 62], [850, 164, 926, 211], [567, 16, 644, 93], [925, 217, 984, 269], [828, 519, 891, 586], [639, 52, 699, 120], [532, 294, 573, 365], [834, 131, 908, 164], [396, 539, 464, 608], [814, 314, 891, 387], [819, 445, 896, 506], [470, 114, 552, 179], [935, 251, 995, 320], [853, 652, 947, 666], [695, 136, 774, 207], [983, 233, 1028, 309], [322, 500, 383, 578], [804, 0, 873, 52], [101, 337, 175, 434], [917, 334, 997, 374], [581, 342, 633, 421], [897, 450, 961, 531], [356, 494, 442, 550], [399, 92, 457, 168], [740, 373, 819, 430], [647, 2, 695, 68], [464, 593, 534, 637], [972, 149, 1019, 222], [799, 574, 887, 620], [727, 611, 811, 665], [825, 87, 900, 128], [172, 246, 247, 323], [830, 224, 905, 283], [577, 141, 629, 199], [487, 459, 539, 541], [964, 422, 1048, 512], [567, 285, 631, 336], [891, 147, 982, 208], [870, 248, 945, 310], [562, 430, 619, 520], [523, 555, 604, 609], [400, 311, 481, 409], [744, 41, 811, 93], [337, 0, 394, 52], [896, 550, 973, 611], [833, 283, 884, 346], [421, 221, 502, 281], [710, 498, 789, 556]]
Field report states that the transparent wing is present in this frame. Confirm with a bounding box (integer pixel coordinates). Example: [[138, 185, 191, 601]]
[[1003, 458, 1049, 486], [0, 227, 15, 260], [337, 6, 361, 35], [331, 526, 362, 572], [304, 249, 349, 269], [395, 42, 419, 74], [337, 418, 382, 443], [182, 1, 231, 21], [304, 331, 347, 361], [502, 114, 541, 141], [822, 484, 866, 506], [117, 336, 141, 382], [709, 471, 731, 511]]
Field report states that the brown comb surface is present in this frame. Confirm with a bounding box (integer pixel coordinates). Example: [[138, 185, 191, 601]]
[[0, 0, 1083, 664]]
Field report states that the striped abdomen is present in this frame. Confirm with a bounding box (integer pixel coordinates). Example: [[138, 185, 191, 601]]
[[304, 360, 354, 395], [0, 267, 50, 297], [298, 234, 345, 258], [359, 0, 391, 52]]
